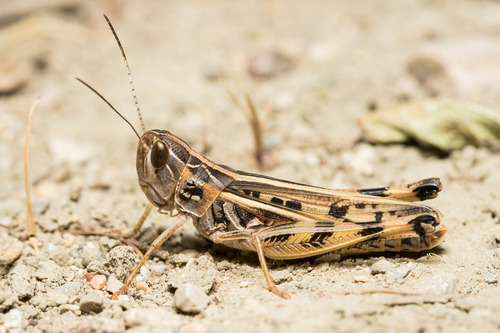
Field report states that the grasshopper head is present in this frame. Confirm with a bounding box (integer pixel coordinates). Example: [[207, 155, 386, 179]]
[[136, 130, 191, 209]]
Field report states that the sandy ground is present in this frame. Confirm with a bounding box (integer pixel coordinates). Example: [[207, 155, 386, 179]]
[[1, 1, 500, 332]]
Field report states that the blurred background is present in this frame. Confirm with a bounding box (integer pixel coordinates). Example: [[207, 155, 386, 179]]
[[2, 0, 500, 185]]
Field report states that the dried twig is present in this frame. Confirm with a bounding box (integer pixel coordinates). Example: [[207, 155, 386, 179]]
[[24, 97, 40, 240], [219, 78, 267, 169], [352, 288, 463, 306], [244, 93, 264, 166]]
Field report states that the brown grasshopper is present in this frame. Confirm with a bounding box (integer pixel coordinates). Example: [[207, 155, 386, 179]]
[[77, 16, 447, 299]]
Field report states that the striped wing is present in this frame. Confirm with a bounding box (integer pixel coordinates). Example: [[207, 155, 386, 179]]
[[222, 172, 441, 226]]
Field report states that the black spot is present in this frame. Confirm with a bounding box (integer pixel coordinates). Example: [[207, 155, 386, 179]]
[[285, 201, 302, 211], [178, 192, 190, 201], [413, 215, 437, 225], [414, 179, 441, 201], [412, 222, 427, 236], [179, 178, 204, 201], [252, 191, 261, 198], [271, 197, 284, 205], [328, 204, 349, 218], [309, 232, 333, 245], [181, 187, 204, 200], [389, 210, 397, 216], [257, 208, 288, 221], [354, 203, 366, 209], [375, 212, 383, 223], [355, 221, 381, 226], [358, 187, 388, 197], [371, 204, 378, 209], [315, 222, 335, 228], [358, 227, 383, 236], [409, 215, 437, 236], [414, 185, 438, 200], [267, 234, 292, 244], [243, 189, 251, 195]]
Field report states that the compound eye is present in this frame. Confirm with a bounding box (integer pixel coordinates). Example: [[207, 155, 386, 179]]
[[151, 140, 169, 169]]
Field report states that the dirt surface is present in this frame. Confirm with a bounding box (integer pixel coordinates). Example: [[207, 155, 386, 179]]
[[1, 1, 500, 332]]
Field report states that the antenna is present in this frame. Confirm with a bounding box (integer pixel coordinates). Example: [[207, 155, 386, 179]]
[[76, 78, 141, 140], [104, 14, 147, 133]]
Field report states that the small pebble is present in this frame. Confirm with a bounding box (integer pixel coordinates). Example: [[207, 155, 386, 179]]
[[3, 308, 23, 331], [46, 243, 59, 253], [239, 281, 249, 288], [84, 272, 97, 282], [315, 262, 330, 272], [354, 275, 370, 283], [79, 291, 103, 313], [59, 311, 78, 325], [392, 266, 411, 279], [150, 264, 166, 274], [62, 234, 77, 247], [90, 274, 107, 290], [484, 272, 498, 284], [106, 276, 124, 294], [174, 283, 209, 314], [134, 281, 148, 292], [55, 281, 82, 294], [247, 50, 292, 79], [426, 273, 457, 294], [370, 258, 393, 275], [216, 260, 232, 271], [117, 295, 133, 310]]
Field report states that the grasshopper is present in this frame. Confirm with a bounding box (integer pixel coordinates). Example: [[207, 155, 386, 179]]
[[78, 16, 447, 299]]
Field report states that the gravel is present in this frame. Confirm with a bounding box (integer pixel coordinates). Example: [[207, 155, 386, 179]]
[[106, 275, 124, 294], [79, 291, 104, 313], [484, 272, 498, 284], [174, 284, 209, 314], [370, 258, 393, 275]]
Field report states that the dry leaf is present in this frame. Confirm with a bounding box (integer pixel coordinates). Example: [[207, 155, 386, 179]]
[[359, 99, 500, 152]]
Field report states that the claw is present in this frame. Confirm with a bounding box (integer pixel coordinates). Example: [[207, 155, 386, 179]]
[[271, 287, 290, 299]]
